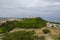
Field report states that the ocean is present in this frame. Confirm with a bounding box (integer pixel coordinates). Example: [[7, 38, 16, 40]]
[[42, 17, 60, 23]]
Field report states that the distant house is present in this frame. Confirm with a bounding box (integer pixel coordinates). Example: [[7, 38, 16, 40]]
[[47, 22, 60, 28]]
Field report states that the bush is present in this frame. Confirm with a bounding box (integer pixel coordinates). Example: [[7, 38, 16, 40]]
[[42, 29, 50, 34], [57, 35, 60, 40], [0, 28, 2, 34], [3, 31, 45, 40]]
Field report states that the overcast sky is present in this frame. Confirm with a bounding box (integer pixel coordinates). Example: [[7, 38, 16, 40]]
[[0, 0, 60, 18]]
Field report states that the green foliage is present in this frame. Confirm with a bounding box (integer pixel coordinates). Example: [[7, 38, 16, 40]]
[[1, 21, 19, 33], [3, 31, 45, 40], [51, 34, 60, 40], [57, 35, 60, 40], [0, 27, 3, 34], [42, 29, 51, 34], [0, 17, 47, 33]]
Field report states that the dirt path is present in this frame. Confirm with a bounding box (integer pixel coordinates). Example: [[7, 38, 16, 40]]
[[9, 28, 43, 34]]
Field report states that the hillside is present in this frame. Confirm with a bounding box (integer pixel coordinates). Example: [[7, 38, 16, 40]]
[[0, 17, 47, 33], [0, 17, 60, 34], [0, 17, 60, 40]]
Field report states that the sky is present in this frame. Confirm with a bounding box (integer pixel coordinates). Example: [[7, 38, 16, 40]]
[[0, 0, 60, 19]]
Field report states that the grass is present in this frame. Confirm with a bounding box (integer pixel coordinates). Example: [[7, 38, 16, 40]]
[[0, 28, 2, 34]]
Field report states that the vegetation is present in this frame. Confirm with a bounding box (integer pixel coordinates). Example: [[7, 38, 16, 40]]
[[57, 35, 60, 40], [56, 34, 60, 40], [42, 29, 51, 34], [0, 17, 47, 33], [3, 31, 45, 40], [50, 34, 60, 40], [0, 27, 3, 34], [0, 17, 60, 40]]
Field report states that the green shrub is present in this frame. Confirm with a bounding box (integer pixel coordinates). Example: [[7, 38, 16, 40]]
[[42, 29, 50, 34], [3, 31, 45, 40], [57, 35, 60, 40], [0, 28, 2, 34]]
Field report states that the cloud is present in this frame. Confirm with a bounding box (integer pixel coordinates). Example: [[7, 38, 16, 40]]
[[0, 0, 60, 8], [0, 0, 60, 18]]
